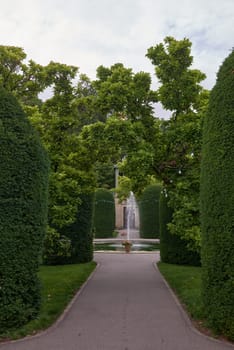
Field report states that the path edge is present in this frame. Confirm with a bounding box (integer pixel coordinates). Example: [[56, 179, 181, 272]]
[[0, 262, 100, 346], [153, 262, 234, 349]]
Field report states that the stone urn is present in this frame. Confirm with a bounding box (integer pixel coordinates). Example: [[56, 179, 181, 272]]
[[122, 240, 132, 253]]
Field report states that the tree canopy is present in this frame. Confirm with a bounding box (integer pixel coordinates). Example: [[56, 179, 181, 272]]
[[146, 36, 206, 116], [0, 36, 210, 257]]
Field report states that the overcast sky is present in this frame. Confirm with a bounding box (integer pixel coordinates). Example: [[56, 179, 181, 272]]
[[0, 0, 233, 95]]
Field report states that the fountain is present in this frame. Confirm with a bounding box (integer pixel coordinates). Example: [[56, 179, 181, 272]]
[[94, 191, 160, 252], [126, 191, 139, 242]]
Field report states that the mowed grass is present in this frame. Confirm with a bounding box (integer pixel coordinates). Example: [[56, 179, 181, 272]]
[[157, 262, 205, 322], [0, 261, 96, 341]]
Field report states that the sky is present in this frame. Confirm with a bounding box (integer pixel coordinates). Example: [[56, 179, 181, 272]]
[[0, 0, 233, 116]]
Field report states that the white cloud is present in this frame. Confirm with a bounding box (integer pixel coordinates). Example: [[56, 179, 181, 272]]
[[0, 0, 233, 91]]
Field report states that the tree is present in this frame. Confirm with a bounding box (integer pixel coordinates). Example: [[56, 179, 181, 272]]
[[0, 87, 49, 331], [145, 36, 209, 253], [78, 38, 208, 257], [28, 61, 97, 264], [200, 49, 234, 340], [117, 119, 161, 196], [74, 62, 161, 202], [161, 111, 206, 252], [30, 62, 96, 229], [159, 191, 200, 265], [94, 161, 115, 189], [72, 73, 103, 128], [0, 45, 47, 106], [146, 36, 206, 117], [93, 63, 158, 125], [80, 113, 161, 194]]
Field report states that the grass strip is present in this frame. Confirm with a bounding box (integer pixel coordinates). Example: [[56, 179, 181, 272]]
[[0, 261, 96, 341], [157, 262, 234, 344], [157, 262, 205, 322]]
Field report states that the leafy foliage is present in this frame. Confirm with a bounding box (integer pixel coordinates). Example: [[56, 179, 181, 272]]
[[93, 189, 115, 238], [0, 40, 212, 269], [146, 36, 206, 116], [159, 192, 200, 266], [115, 176, 133, 202], [30, 63, 96, 241], [43, 227, 71, 265], [162, 112, 206, 253], [145, 37, 209, 253], [0, 45, 47, 106], [200, 49, 234, 340], [0, 87, 49, 331], [93, 63, 158, 123], [95, 160, 115, 189]]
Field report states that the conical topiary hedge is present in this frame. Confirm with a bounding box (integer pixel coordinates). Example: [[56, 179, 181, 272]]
[[200, 49, 234, 340], [93, 188, 115, 238], [62, 192, 94, 263], [139, 184, 161, 238], [0, 87, 49, 331]]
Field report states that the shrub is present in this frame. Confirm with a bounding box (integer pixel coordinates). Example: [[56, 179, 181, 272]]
[[62, 193, 94, 263], [159, 192, 200, 266], [43, 227, 71, 265], [93, 188, 115, 238], [0, 87, 49, 331], [200, 50, 234, 340], [139, 184, 161, 238]]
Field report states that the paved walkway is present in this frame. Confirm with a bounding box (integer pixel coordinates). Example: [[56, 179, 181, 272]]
[[1, 253, 233, 350]]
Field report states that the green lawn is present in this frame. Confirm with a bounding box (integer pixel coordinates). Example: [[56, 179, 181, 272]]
[[0, 261, 96, 341], [157, 262, 205, 321]]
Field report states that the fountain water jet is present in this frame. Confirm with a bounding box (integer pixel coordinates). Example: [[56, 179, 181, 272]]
[[126, 191, 139, 241]]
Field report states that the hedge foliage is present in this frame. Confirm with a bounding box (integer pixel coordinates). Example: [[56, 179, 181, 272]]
[[200, 50, 234, 340], [159, 192, 200, 266], [139, 184, 161, 238], [93, 188, 115, 238], [62, 193, 94, 263], [0, 87, 49, 331], [43, 227, 72, 266]]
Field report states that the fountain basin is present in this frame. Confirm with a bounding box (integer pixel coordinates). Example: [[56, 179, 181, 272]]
[[94, 241, 160, 252]]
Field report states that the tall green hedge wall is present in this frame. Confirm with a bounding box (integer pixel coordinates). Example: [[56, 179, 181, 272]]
[[139, 184, 161, 238], [200, 50, 234, 340], [93, 188, 115, 238], [159, 192, 200, 266], [62, 192, 94, 263], [0, 87, 49, 331]]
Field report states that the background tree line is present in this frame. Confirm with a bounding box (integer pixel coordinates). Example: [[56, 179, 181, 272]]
[[0, 37, 208, 259]]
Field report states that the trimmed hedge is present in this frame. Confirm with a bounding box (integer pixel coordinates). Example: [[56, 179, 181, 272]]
[[93, 188, 115, 238], [200, 50, 234, 340], [139, 184, 161, 238], [0, 87, 49, 331], [159, 192, 200, 266], [62, 193, 94, 263]]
